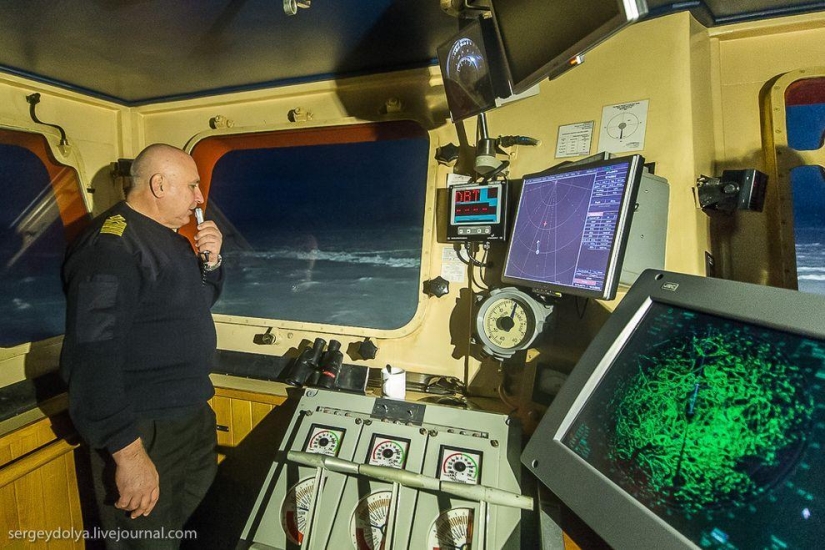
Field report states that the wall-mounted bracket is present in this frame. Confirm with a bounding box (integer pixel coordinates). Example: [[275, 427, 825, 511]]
[[25, 93, 69, 154]]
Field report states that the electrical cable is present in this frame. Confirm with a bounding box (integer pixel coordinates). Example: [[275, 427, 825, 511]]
[[497, 381, 519, 414], [469, 259, 489, 293], [575, 296, 590, 319], [463, 242, 491, 267], [480, 160, 510, 183]]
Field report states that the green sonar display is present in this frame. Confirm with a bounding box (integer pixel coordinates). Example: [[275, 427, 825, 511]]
[[563, 302, 824, 548]]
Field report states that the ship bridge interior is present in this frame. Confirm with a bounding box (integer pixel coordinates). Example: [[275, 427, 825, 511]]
[[0, 1, 824, 549]]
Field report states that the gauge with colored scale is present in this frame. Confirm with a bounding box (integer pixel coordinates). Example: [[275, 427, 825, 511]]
[[445, 37, 486, 92], [305, 424, 345, 456], [475, 287, 553, 360], [350, 490, 393, 550], [428, 508, 474, 550], [280, 477, 315, 545], [368, 435, 410, 469], [438, 446, 482, 485]]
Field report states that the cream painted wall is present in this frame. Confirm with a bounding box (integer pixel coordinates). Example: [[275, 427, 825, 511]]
[[708, 13, 825, 284], [713, 13, 825, 162], [0, 75, 125, 383], [131, 69, 474, 381], [5, 10, 802, 391], [0, 73, 127, 204], [127, 12, 720, 386], [486, 13, 714, 289]]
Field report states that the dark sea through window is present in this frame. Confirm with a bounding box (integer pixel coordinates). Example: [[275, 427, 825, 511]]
[[786, 78, 825, 295], [204, 129, 429, 329], [0, 143, 72, 346]]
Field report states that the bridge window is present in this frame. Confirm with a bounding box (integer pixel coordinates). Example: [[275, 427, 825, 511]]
[[190, 121, 429, 330], [0, 129, 87, 347], [786, 78, 825, 295]]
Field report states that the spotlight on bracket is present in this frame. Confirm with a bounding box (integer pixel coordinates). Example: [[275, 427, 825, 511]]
[[284, 0, 311, 16], [696, 169, 768, 215]]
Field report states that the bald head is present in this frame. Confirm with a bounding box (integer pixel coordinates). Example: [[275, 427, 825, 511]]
[[125, 143, 204, 229], [130, 144, 191, 189]]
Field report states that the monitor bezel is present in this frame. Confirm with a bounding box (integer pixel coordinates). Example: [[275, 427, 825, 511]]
[[501, 154, 644, 300], [491, 0, 648, 94], [521, 269, 825, 550]]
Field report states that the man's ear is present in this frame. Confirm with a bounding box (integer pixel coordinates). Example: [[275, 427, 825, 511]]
[[149, 174, 165, 198]]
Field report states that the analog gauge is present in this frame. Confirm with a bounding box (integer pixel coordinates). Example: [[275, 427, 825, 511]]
[[305, 425, 344, 456], [368, 437, 409, 469], [280, 477, 315, 545], [442, 33, 494, 117], [482, 296, 532, 350], [440, 450, 481, 485], [475, 287, 554, 360], [427, 508, 474, 550], [350, 490, 393, 550], [446, 37, 486, 86]]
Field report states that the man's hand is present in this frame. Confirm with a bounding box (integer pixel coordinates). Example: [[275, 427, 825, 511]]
[[112, 438, 160, 519], [194, 220, 223, 268]]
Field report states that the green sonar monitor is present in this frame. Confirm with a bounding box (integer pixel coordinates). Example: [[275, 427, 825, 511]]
[[522, 269, 825, 549]]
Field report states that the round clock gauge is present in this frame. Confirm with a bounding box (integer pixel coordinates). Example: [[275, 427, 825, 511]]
[[474, 287, 554, 360]]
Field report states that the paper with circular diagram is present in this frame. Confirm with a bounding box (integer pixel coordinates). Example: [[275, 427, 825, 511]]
[[598, 99, 648, 153]]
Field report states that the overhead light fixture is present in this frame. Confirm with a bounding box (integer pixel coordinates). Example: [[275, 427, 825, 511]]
[[284, 0, 311, 16]]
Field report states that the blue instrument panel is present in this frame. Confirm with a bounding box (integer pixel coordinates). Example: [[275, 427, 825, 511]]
[[447, 182, 507, 241]]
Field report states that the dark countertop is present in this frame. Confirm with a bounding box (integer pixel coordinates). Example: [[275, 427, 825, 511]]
[[0, 371, 67, 425], [0, 349, 367, 430]]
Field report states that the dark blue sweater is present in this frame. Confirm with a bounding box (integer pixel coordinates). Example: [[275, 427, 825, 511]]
[[60, 202, 223, 453]]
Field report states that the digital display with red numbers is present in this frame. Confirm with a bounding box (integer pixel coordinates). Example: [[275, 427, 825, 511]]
[[451, 184, 501, 225], [454, 186, 498, 204], [447, 182, 507, 241], [455, 204, 496, 216], [455, 188, 479, 204]]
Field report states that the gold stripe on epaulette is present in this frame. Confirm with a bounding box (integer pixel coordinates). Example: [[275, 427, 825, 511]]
[[100, 214, 127, 236]]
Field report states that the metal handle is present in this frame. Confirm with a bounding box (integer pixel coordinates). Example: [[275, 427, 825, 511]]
[[287, 451, 534, 510]]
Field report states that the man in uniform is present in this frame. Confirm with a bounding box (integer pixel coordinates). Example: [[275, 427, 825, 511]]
[[60, 143, 223, 548]]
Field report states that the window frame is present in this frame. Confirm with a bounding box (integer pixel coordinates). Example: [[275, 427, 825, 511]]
[[762, 68, 825, 290], [0, 124, 90, 360], [185, 118, 439, 339]]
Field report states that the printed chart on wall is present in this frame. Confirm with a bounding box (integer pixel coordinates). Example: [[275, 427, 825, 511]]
[[598, 100, 649, 154], [555, 121, 594, 158]]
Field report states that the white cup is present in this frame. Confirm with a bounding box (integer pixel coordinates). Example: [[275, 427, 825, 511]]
[[381, 365, 406, 400]]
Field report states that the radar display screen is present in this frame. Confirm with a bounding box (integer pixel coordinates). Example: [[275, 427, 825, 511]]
[[563, 302, 825, 548], [502, 156, 640, 299]]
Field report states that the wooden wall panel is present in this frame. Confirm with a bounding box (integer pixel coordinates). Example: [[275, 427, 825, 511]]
[[0, 387, 283, 548], [0, 417, 84, 549], [13, 468, 47, 549], [210, 387, 284, 449], [210, 396, 233, 449], [0, 482, 20, 547], [229, 399, 253, 445], [40, 455, 75, 549]]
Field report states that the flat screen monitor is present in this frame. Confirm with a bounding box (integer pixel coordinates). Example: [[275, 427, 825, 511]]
[[522, 269, 825, 549], [501, 154, 643, 300], [491, 0, 648, 94], [437, 17, 501, 122]]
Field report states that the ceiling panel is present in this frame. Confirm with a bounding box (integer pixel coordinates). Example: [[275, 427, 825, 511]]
[[0, 0, 820, 105]]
